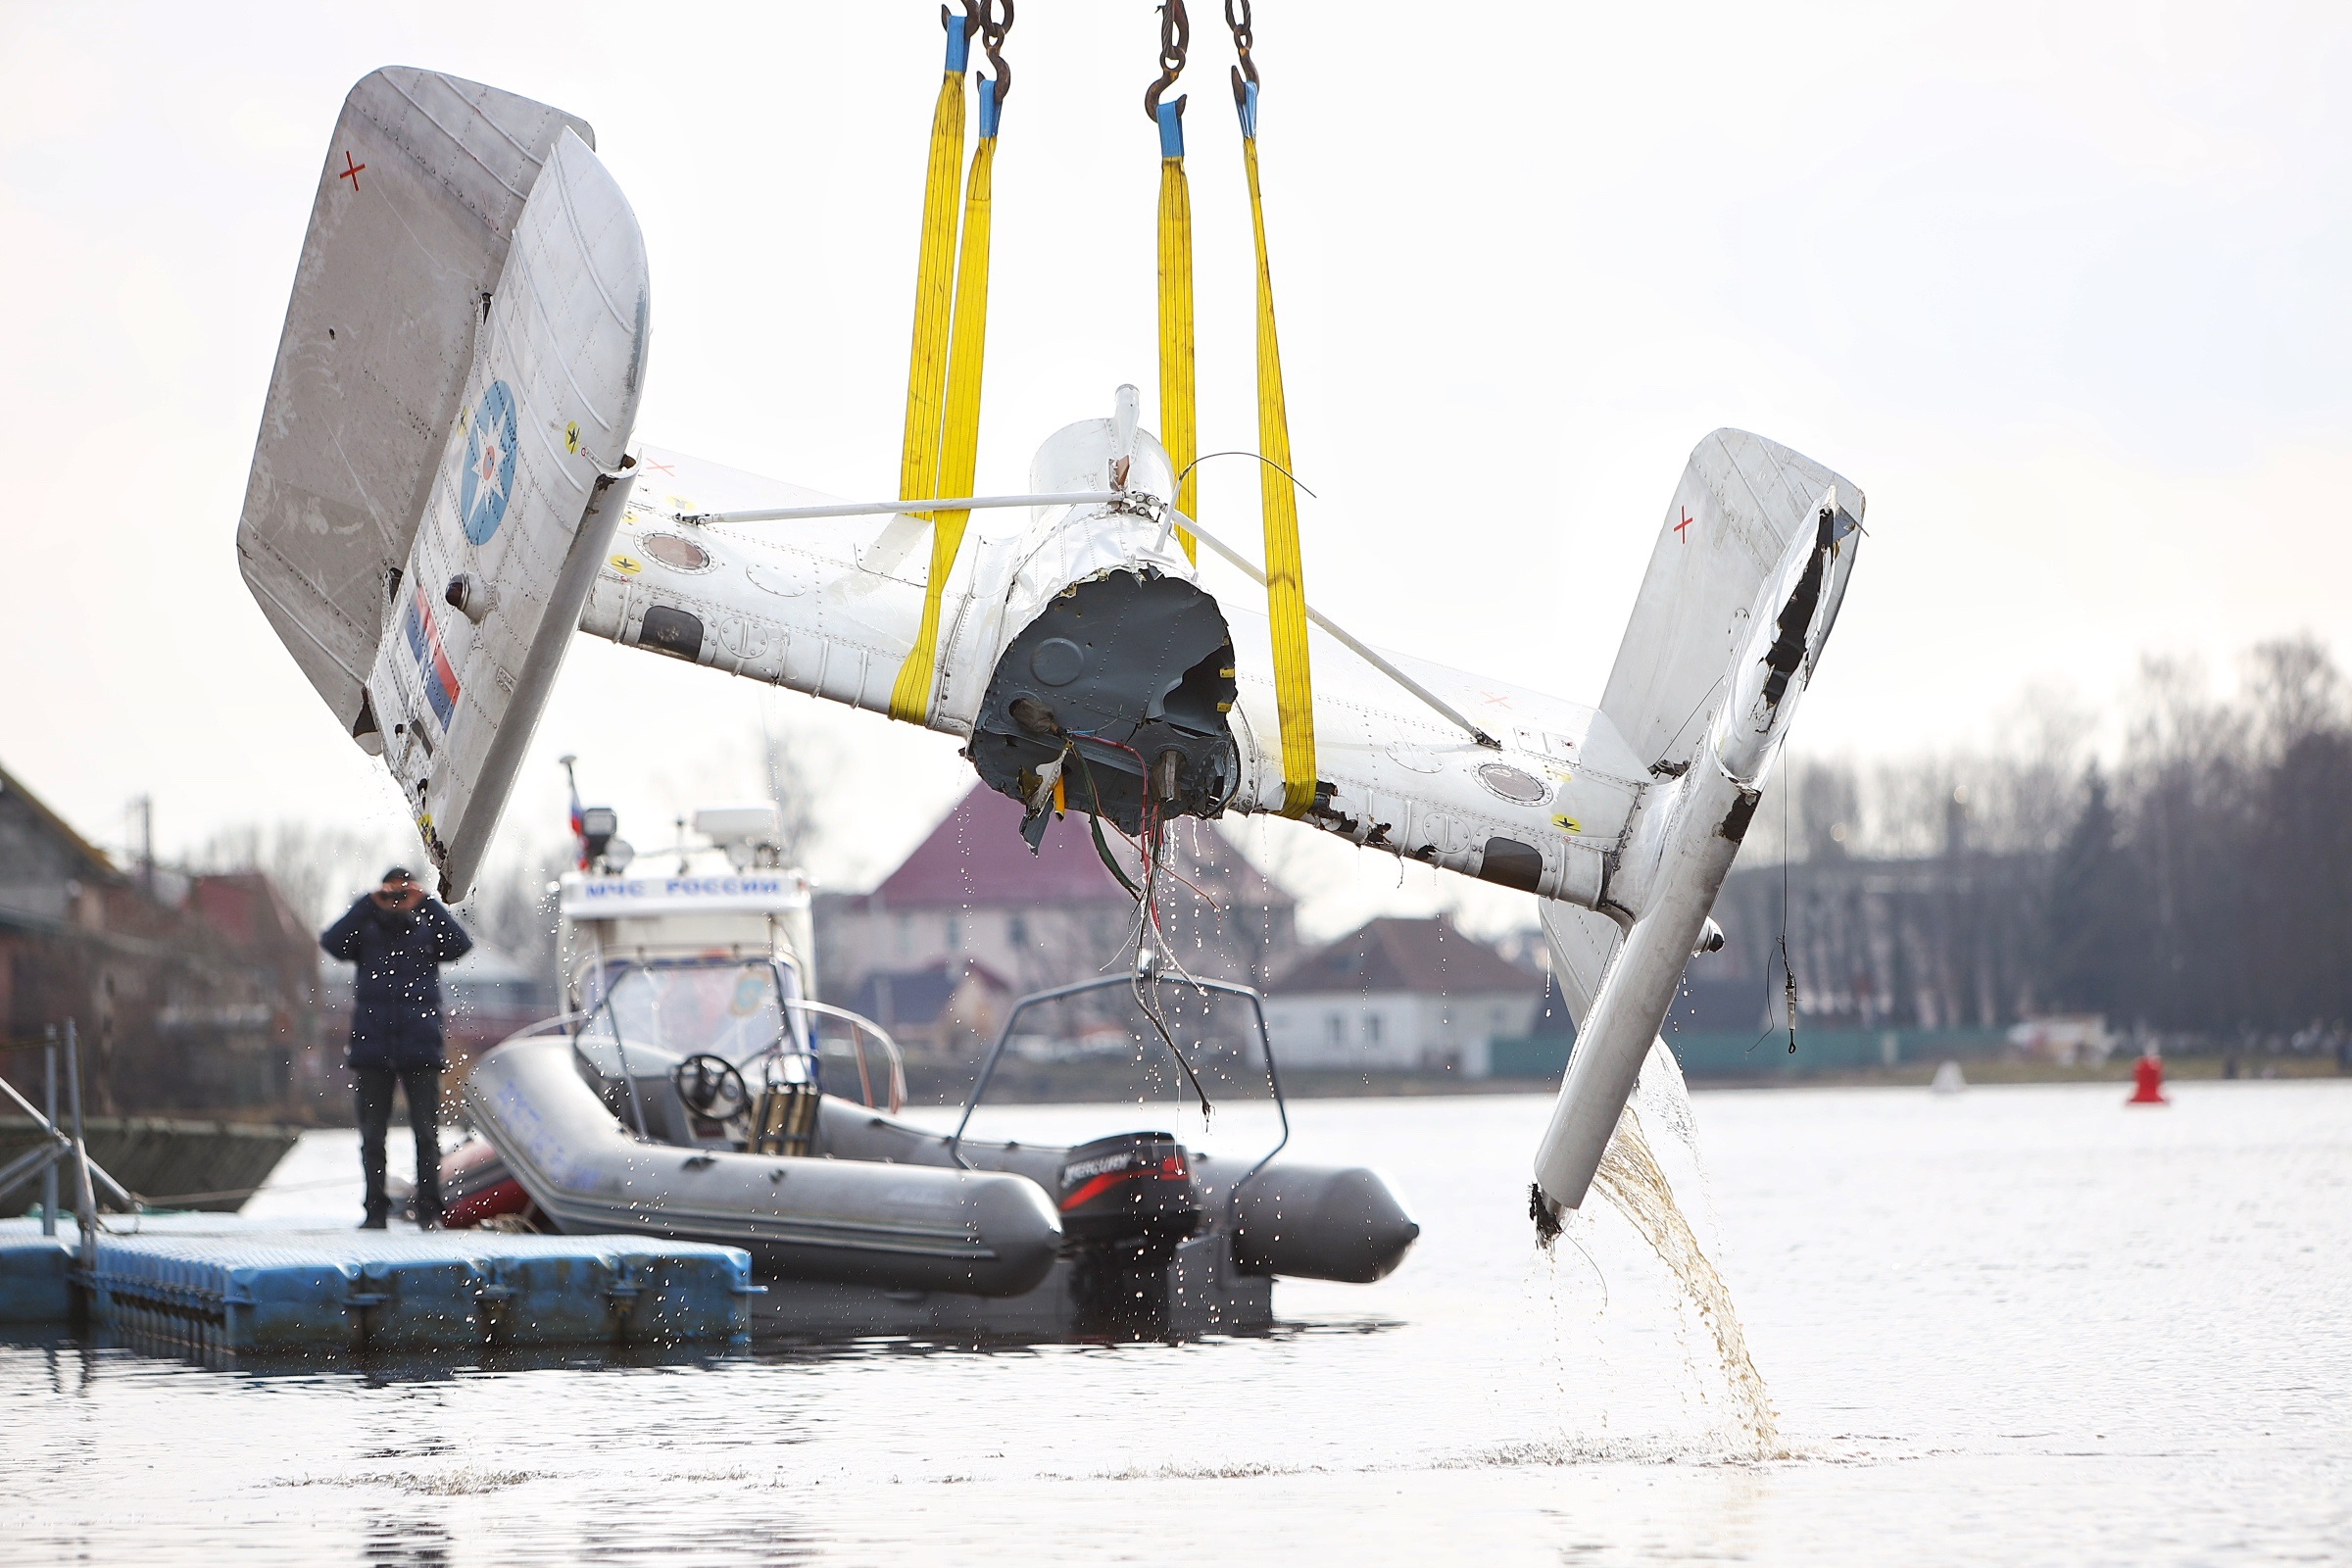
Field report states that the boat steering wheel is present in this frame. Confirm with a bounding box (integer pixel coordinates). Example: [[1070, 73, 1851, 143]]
[[672, 1054, 751, 1122]]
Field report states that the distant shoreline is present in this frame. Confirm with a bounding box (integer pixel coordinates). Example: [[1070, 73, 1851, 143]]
[[47, 1054, 2349, 1127], [893, 1054, 2352, 1105]]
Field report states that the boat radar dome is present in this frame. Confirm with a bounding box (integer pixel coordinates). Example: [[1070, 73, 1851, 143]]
[[695, 804, 787, 870]]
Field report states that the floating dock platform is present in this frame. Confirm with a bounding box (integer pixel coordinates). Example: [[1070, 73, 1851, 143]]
[[0, 1216, 755, 1353]]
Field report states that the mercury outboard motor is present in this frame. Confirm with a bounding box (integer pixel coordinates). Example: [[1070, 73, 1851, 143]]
[[1057, 1131, 1201, 1336], [1055, 1131, 1201, 1258]]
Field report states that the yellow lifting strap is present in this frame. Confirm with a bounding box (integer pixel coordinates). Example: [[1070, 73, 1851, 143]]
[[896, 13, 971, 512], [892, 6, 1011, 727], [1148, 7, 1199, 563], [1233, 57, 1318, 818], [890, 76, 1003, 725], [1157, 119, 1199, 563]]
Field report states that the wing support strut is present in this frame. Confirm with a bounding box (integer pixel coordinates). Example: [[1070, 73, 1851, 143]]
[[680, 491, 1119, 525]]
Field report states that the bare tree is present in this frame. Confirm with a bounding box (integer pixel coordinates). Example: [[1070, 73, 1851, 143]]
[[194, 819, 418, 928], [453, 839, 573, 988], [756, 690, 832, 868], [2245, 635, 2344, 760], [1707, 636, 2352, 1049], [1795, 759, 1861, 860]]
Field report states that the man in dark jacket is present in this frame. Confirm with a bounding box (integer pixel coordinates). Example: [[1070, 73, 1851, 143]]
[[320, 866, 473, 1228]]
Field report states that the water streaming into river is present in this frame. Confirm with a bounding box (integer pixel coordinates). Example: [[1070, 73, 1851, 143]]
[[1590, 1104, 1782, 1454]]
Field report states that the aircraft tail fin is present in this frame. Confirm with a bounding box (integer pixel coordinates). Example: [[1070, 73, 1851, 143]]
[[1533, 431, 1863, 1211], [237, 69, 596, 737], [1597, 429, 1862, 781], [237, 70, 650, 898]]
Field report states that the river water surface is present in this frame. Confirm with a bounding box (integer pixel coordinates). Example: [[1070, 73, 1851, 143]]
[[6, 1078, 2348, 1564]]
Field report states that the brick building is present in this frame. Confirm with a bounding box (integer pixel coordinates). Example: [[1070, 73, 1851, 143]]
[[814, 785, 1298, 1008], [0, 762, 321, 1114]]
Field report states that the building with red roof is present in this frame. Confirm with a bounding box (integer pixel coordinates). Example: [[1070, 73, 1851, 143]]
[[814, 785, 1297, 1005]]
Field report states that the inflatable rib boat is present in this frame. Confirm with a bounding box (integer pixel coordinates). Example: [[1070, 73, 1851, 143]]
[[440, 815, 1417, 1339]]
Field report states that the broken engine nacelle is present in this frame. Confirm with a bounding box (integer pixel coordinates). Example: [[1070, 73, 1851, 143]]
[[964, 391, 1240, 844], [972, 568, 1240, 840]]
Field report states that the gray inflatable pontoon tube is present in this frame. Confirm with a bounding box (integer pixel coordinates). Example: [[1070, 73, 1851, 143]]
[[465, 1039, 1062, 1298], [1223, 1163, 1422, 1284]]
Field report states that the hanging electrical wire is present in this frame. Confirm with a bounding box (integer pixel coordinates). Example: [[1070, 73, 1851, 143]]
[[1147, 1, 1200, 563], [892, 0, 1015, 724], [1782, 778, 1799, 1054], [1062, 732, 1216, 1119], [1225, 0, 1318, 817]]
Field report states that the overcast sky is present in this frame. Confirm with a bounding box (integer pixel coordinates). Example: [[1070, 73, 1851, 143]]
[[5, 2, 2348, 934]]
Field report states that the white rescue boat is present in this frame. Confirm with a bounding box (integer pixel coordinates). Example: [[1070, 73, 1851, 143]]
[[440, 805, 1416, 1339]]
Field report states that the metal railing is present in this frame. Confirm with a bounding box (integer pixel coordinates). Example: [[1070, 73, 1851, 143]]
[[0, 1021, 135, 1265], [547, 964, 910, 1136], [946, 972, 1292, 1221], [790, 999, 907, 1115]]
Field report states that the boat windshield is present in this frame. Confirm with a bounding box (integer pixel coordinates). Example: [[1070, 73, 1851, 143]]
[[580, 958, 805, 1068]]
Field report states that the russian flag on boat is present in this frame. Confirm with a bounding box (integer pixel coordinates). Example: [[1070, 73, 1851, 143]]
[[404, 584, 463, 728]]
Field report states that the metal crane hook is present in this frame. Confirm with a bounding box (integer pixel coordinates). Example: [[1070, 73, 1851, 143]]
[[1226, 0, 1258, 109], [1145, 0, 1190, 122], [979, 0, 1014, 103]]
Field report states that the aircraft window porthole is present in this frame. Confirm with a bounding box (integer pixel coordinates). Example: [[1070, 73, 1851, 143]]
[[1474, 762, 1549, 806], [641, 532, 714, 573]]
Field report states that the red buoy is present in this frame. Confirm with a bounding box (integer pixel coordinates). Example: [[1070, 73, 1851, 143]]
[[2128, 1052, 2169, 1105]]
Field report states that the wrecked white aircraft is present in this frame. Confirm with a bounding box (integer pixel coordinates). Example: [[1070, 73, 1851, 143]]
[[235, 69, 1860, 1215]]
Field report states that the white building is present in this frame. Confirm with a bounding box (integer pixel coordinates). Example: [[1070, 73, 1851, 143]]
[[1261, 917, 1542, 1078]]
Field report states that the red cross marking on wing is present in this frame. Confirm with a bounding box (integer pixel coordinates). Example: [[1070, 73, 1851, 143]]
[[339, 151, 366, 189], [1675, 507, 1694, 541]]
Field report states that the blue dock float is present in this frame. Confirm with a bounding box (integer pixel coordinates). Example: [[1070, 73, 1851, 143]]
[[0, 1217, 756, 1352]]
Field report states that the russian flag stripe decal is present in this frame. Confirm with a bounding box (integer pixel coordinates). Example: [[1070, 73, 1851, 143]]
[[404, 585, 463, 727]]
